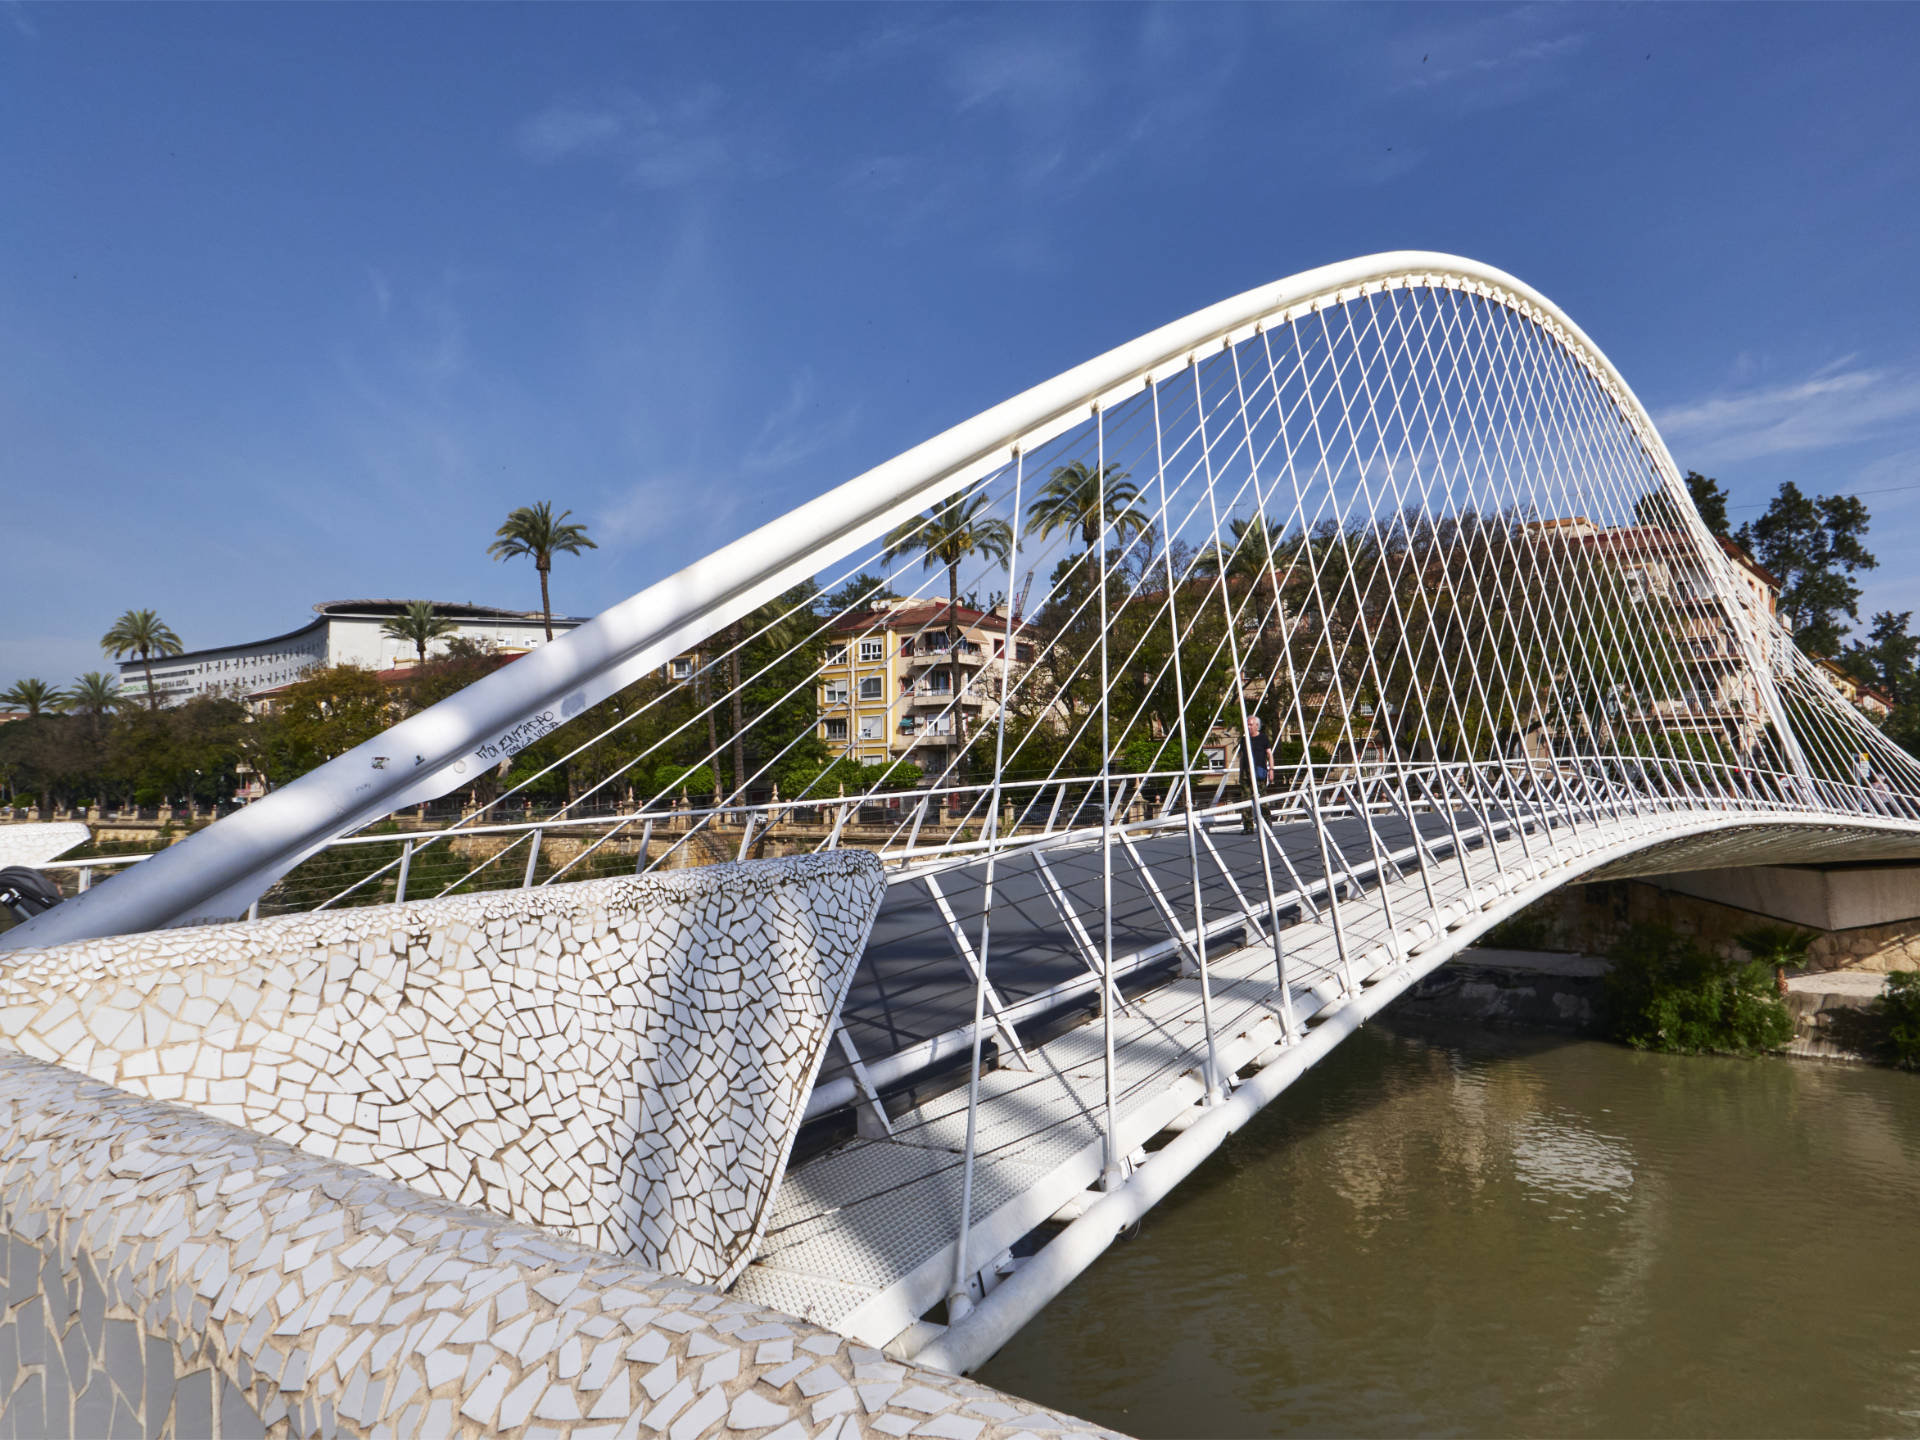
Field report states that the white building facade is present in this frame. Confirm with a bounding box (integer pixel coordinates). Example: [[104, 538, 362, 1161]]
[[117, 600, 582, 707]]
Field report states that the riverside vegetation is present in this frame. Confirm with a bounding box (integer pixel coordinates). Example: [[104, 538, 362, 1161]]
[[1597, 920, 1920, 1068], [1601, 924, 1795, 1056]]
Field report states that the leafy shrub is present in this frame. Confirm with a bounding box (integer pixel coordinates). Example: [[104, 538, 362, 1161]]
[[1602, 923, 1793, 1056], [652, 763, 716, 798], [780, 757, 923, 799], [869, 760, 924, 792], [1735, 923, 1814, 994], [1881, 971, 1920, 1071]]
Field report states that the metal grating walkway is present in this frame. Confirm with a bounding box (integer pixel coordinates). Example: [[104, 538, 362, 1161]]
[[730, 803, 1644, 1354]]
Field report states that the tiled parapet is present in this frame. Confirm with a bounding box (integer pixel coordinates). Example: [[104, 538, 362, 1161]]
[[0, 852, 886, 1287], [0, 1051, 1114, 1439]]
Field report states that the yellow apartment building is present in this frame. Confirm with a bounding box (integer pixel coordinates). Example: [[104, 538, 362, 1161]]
[[817, 599, 1035, 773]]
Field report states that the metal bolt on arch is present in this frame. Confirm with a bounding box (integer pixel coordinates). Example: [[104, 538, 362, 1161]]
[[13, 253, 1920, 1368]]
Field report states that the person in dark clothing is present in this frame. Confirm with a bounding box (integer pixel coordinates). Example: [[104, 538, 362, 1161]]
[[1239, 715, 1271, 832]]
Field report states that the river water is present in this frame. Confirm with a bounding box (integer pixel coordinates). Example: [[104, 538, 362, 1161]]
[[976, 1021, 1920, 1437]]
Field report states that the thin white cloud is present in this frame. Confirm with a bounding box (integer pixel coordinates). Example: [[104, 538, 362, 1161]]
[[1656, 365, 1920, 465], [1393, 8, 1591, 109], [518, 106, 624, 162], [514, 91, 731, 190], [742, 375, 862, 475], [947, 37, 1088, 113], [598, 473, 743, 551]]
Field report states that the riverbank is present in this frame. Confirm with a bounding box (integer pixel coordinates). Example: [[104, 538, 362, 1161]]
[[1396, 947, 1898, 1065]]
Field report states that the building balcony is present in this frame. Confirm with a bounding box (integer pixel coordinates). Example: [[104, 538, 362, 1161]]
[[902, 645, 988, 669], [896, 720, 958, 742], [902, 688, 987, 708]]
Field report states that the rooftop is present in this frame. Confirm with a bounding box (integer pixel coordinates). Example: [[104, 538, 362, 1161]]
[[313, 599, 585, 624], [831, 598, 1010, 633], [119, 601, 584, 671]]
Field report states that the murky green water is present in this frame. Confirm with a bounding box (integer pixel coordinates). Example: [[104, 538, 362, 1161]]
[[976, 1022, 1920, 1437]]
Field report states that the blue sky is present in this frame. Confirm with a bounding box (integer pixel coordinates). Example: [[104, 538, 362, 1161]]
[[4, 2, 1918, 689]]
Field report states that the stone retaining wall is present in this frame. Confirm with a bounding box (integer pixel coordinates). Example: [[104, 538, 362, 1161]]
[[0, 853, 885, 1288], [0, 1052, 1108, 1439]]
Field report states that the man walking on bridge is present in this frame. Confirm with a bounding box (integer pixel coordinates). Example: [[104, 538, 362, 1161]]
[[1240, 715, 1271, 834]]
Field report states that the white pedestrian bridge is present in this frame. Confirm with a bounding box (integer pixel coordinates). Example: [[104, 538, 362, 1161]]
[[6, 253, 1919, 1427]]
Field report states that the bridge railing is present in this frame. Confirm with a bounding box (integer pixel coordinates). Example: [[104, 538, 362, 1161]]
[[36, 749, 1912, 929]]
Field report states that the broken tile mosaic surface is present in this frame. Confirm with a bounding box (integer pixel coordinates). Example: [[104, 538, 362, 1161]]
[[0, 1051, 1113, 1437], [0, 852, 885, 1288]]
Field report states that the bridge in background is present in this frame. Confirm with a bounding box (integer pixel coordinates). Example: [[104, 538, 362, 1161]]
[[11, 252, 1920, 1375]]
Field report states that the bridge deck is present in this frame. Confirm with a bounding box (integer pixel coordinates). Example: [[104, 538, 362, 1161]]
[[731, 803, 1629, 1354]]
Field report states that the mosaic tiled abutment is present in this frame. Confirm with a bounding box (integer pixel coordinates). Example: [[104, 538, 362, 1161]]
[[0, 853, 1110, 1436], [0, 854, 887, 1288], [0, 1053, 1111, 1438]]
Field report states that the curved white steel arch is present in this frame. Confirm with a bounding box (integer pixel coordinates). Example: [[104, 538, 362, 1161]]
[[4, 250, 1909, 945]]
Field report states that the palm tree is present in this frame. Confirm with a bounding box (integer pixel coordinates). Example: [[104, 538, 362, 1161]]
[[487, 502, 598, 641], [68, 672, 121, 717], [1194, 512, 1288, 590], [0, 678, 66, 716], [883, 492, 1013, 765], [1025, 462, 1150, 553], [382, 600, 459, 667], [101, 609, 184, 711]]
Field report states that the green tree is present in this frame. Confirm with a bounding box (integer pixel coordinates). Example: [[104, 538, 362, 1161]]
[[100, 609, 185, 711], [726, 582, 828, 801], [1025, 462, 1148, 553], [1840, 610, 1919, 705], [1194, 512, 1290, 592], [1880, 971, 1920, 1070], [405, 636, 506, 710], [1841, 611, 1920, 762], [883, 492, 1013, 769], [824, 572, 898, 615], [1638, 472, 1732, 536], [1736, 482, 1876, 657], [246, 665, 398, 788], [653, 762, 716, 798], [381, 600, 459, 667], [487, 501, 598, 641], [1685, 471, 1731, 537], [0, 678, 67, 716], [1737, 923, 1815, 996], [1603, 923, 1793, 1055], [67, 672, 122, 717]]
